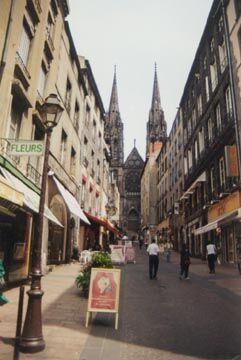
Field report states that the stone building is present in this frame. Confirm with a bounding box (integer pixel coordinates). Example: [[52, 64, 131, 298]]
[[122, 144, 144, 238], [0, 0, 118, 282], [179, 0, 241, 262]]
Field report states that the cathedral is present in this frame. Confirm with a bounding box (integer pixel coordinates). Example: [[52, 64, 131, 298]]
[[105, 65, 166, 238]]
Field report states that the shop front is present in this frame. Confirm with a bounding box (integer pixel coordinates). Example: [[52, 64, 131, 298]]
[[49, 175, 90, 264], [194, 190, 241, 263], [0, 165, 63, 281]]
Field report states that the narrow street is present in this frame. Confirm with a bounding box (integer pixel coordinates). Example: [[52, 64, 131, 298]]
[[1, 246, 241, 360]]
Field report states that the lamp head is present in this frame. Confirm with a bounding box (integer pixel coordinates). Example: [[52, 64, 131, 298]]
[[40, 93, 64, 130]]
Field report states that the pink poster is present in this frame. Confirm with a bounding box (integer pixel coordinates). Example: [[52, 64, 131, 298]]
[[88, 268, 121, 312]]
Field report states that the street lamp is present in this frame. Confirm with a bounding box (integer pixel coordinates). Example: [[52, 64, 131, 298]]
[[19, 94, 63, 353]]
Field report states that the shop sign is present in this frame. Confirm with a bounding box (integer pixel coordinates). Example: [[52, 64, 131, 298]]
[[125, 246, 136, 263], [8, 140, 44, 156], [225, 145, 239, 177], [208, 191, 240, 222], [110, 245, 125, 265]]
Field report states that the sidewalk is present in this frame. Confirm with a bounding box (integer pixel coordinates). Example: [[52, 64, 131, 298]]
[[0, 262, 89, 360], [1, 251, 241, 359]]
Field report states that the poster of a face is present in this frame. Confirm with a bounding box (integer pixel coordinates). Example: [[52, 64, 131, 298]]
[[88, 268, 121, 312]]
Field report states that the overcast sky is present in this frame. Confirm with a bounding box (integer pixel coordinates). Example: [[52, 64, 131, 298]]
[[68, 0, 213, 160]]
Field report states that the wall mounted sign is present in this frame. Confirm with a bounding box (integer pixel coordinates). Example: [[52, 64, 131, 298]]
[[8, 140, 44, 156]]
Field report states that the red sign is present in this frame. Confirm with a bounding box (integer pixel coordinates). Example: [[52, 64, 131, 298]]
[[225, 145, 239, 177], [88, 268, 121, 312]]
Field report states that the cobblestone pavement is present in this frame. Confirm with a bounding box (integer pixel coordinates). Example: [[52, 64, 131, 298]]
[[1, 248, 241, 360]]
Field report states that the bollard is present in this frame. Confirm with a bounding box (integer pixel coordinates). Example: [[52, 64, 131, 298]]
[[13, 286, 25, 360]]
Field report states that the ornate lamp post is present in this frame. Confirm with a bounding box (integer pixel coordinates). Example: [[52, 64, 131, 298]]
[[19, 94, 63, 353]]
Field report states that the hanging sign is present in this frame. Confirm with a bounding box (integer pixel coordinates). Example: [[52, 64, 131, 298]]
[[8, 140, 44, 156]]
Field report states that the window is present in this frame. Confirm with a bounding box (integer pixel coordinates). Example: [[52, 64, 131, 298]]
[[65, 78, 72, 113], [187, 118, 192, 137], [234, 0, 241, 18], [219, 157, 225, 187], [210, 38, 215, 53], [37, 63, 47, 97], [197, 95, 202, 117], [188, 149, 192, 170], [225, 86, 232, 116], [198, 127, 205, 153], [210, 167, 215, 193], [74, 101, 79, 130], [92, 120, 97, 141], [83, 136, 88, 166], [70, 147, 76, 177], [218, 16, 224, 32], [85, 104, 90, 127], [205, 76, 210, 102], [215, 103, 222, 132], [194, 140, 199, 161], [192, 108, 197, 128], [203, 56, 207, 71], [210, 58, 218, 91], [208, 117, 213, 142], [9, 101, 22, 140], [60, 130, 67, 165], [18, 20, 32, 66], [98, 132, 102, 150], [219, 41, 227, 73]]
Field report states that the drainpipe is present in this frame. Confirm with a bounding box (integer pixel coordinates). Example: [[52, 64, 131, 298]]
[[221, 0, 241, 183]]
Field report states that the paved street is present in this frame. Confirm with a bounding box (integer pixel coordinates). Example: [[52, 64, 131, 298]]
[[1, 247, 241, 360]]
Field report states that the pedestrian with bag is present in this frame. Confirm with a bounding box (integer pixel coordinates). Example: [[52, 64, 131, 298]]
[[179, 243, 191, 280], [147, 238, 160, 280]]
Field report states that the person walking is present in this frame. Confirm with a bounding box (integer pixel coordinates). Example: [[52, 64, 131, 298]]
[[147, 238, 160, 280], [139, 235, 144, 250], [179, 243, 191, 280], [206, 240, 217, 274], [164, 239, 173, 262]]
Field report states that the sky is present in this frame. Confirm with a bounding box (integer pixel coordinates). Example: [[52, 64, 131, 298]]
[[68, 0, 213, 160]]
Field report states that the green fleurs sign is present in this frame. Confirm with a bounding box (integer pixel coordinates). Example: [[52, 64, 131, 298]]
[[9, 140, 44, 156]]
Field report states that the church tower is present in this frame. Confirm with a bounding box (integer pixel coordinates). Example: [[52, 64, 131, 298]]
[[105, 67, 124, 227], [105, 67, 124, 173], [146, 64, 167, 157]]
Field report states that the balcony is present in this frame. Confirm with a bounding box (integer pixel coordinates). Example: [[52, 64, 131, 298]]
[[26, 163, 41, 186], [14, 52, 31, 90]]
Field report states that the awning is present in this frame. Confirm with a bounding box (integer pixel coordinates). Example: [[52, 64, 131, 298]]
[[181, 172, 206, 200], [53, 176, 90, 225], [85, 212, 118, 234], [1, 168, 63, 227], [0, 174, 24, 206], [194, 209, 240, 235]]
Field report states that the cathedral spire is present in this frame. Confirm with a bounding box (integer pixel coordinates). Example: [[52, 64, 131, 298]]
[[151, 63, 161, 110], [109, 65, 119, 113], [146, 64, 167, 157]]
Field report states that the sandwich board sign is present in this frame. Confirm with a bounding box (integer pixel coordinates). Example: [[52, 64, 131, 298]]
[[85, 268, 121, 330]]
